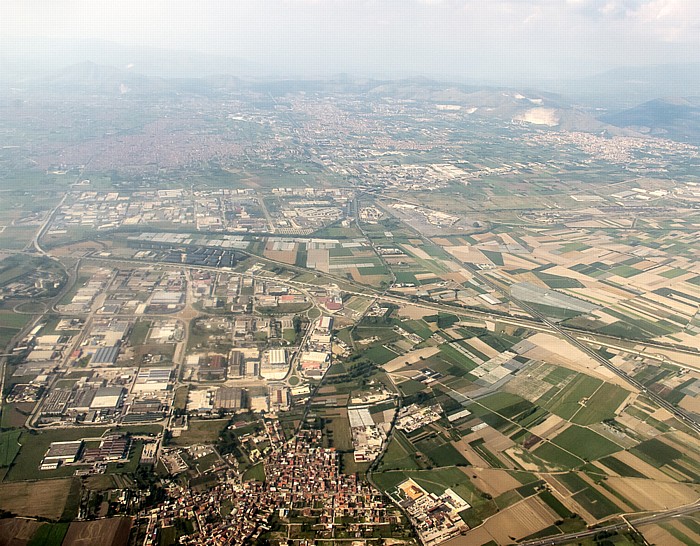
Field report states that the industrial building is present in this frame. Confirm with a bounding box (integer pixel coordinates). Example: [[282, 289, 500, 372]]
[[214, 387, 246, 410], [82, 434, 131, 463], [198, 354, 228, 381], [90, 345, 120, 366], [41, 441, 84, 469], [90, 386, 126, 409], [133, 367, 172, 392]]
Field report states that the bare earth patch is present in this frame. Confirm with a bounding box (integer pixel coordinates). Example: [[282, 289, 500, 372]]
[[606, 477, 699, 511], [464, 468, 521, 497], [383, 347, 439, 372]]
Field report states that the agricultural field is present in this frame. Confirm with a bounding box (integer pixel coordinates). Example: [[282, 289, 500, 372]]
[[0, 430, 21, 467], [0, 518, 45, 546], [61, 517, 133, 546], [0, 478, 78, 520]]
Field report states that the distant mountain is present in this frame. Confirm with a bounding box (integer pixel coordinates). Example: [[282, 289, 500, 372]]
[[37, 61, 159, 95], [25, 62, 244, 97], [561, 63, 700, 108], [600, 97, 700, 143], [366, 81, 637, 134], [2, 61, 652, 138]]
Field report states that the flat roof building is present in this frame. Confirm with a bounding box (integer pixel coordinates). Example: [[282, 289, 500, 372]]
[[43, 441, 83, 466], [268, 349, 287, 367], [214, 387, 245, 410], [91, 386, 126, 409], [90, 345, 120, 366]]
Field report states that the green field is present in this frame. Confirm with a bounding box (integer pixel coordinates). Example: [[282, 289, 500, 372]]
[[630, 437, 682, 468], [539, 374, 602, 420], [396, 379, 428, 397], [539, 490, 574, 518], [27, 523, 69, 546], [362, 345, 399, 365], [572, 487, 621, 519], [242, 462, 266, 482], [597, 456, 645, 478], [401, 319, 434, 340], [551, 426, 621, 461], [532, 442, 583, 469], [571, 383, 630, 425], [556, 472, 589, 493], [0, 429, 22, 466], [378, 431, 421, 471], [416, 437, 469, 467], [479, 392, 535, 420]]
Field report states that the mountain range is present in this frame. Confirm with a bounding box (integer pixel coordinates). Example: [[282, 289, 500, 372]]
[[4, 57, 700, 145]]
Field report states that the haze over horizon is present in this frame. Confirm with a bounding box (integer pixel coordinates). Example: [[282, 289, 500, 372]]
[[2, 0, 700, 85]]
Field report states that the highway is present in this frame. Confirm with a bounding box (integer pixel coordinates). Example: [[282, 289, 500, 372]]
[[77, 251, 700, 419], [519, 502, 700, 546], [28, 192, 67, 255]]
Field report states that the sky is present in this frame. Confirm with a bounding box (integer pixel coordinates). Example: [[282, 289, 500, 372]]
[[1, 0, 700, 82]]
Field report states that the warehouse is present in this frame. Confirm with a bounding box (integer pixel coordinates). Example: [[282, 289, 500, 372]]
[[214, 387, 246, 410], [41, 441, 83, 469], [133, 367, 172, 392], [90, 345, 120, 366], [268, 348, 287, 367], [91, 386, 126, 409]]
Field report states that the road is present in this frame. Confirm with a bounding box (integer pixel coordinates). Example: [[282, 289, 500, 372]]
[[519, 502, 700, 546], [29, 192, 67, 255], [8, 243, 700, 360], [77, 252, 700, 420]]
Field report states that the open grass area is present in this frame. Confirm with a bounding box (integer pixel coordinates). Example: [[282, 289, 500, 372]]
[[1, 402, 35, 429], [321, 410, 353, 451], [0, 326, 20, 351], [0, 311, 32, 329], [173, 386, 189, 411], [171, 419, 229, 447], [129, 320, 151, 346], [242, 462, 266, 482]]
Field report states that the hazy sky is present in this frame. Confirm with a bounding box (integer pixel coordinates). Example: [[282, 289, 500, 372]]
[[2, 0, 700, 81]]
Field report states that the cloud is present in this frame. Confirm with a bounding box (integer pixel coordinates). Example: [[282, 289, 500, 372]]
[[0, 0, 698, 80], [631, 0, 700, 42]]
